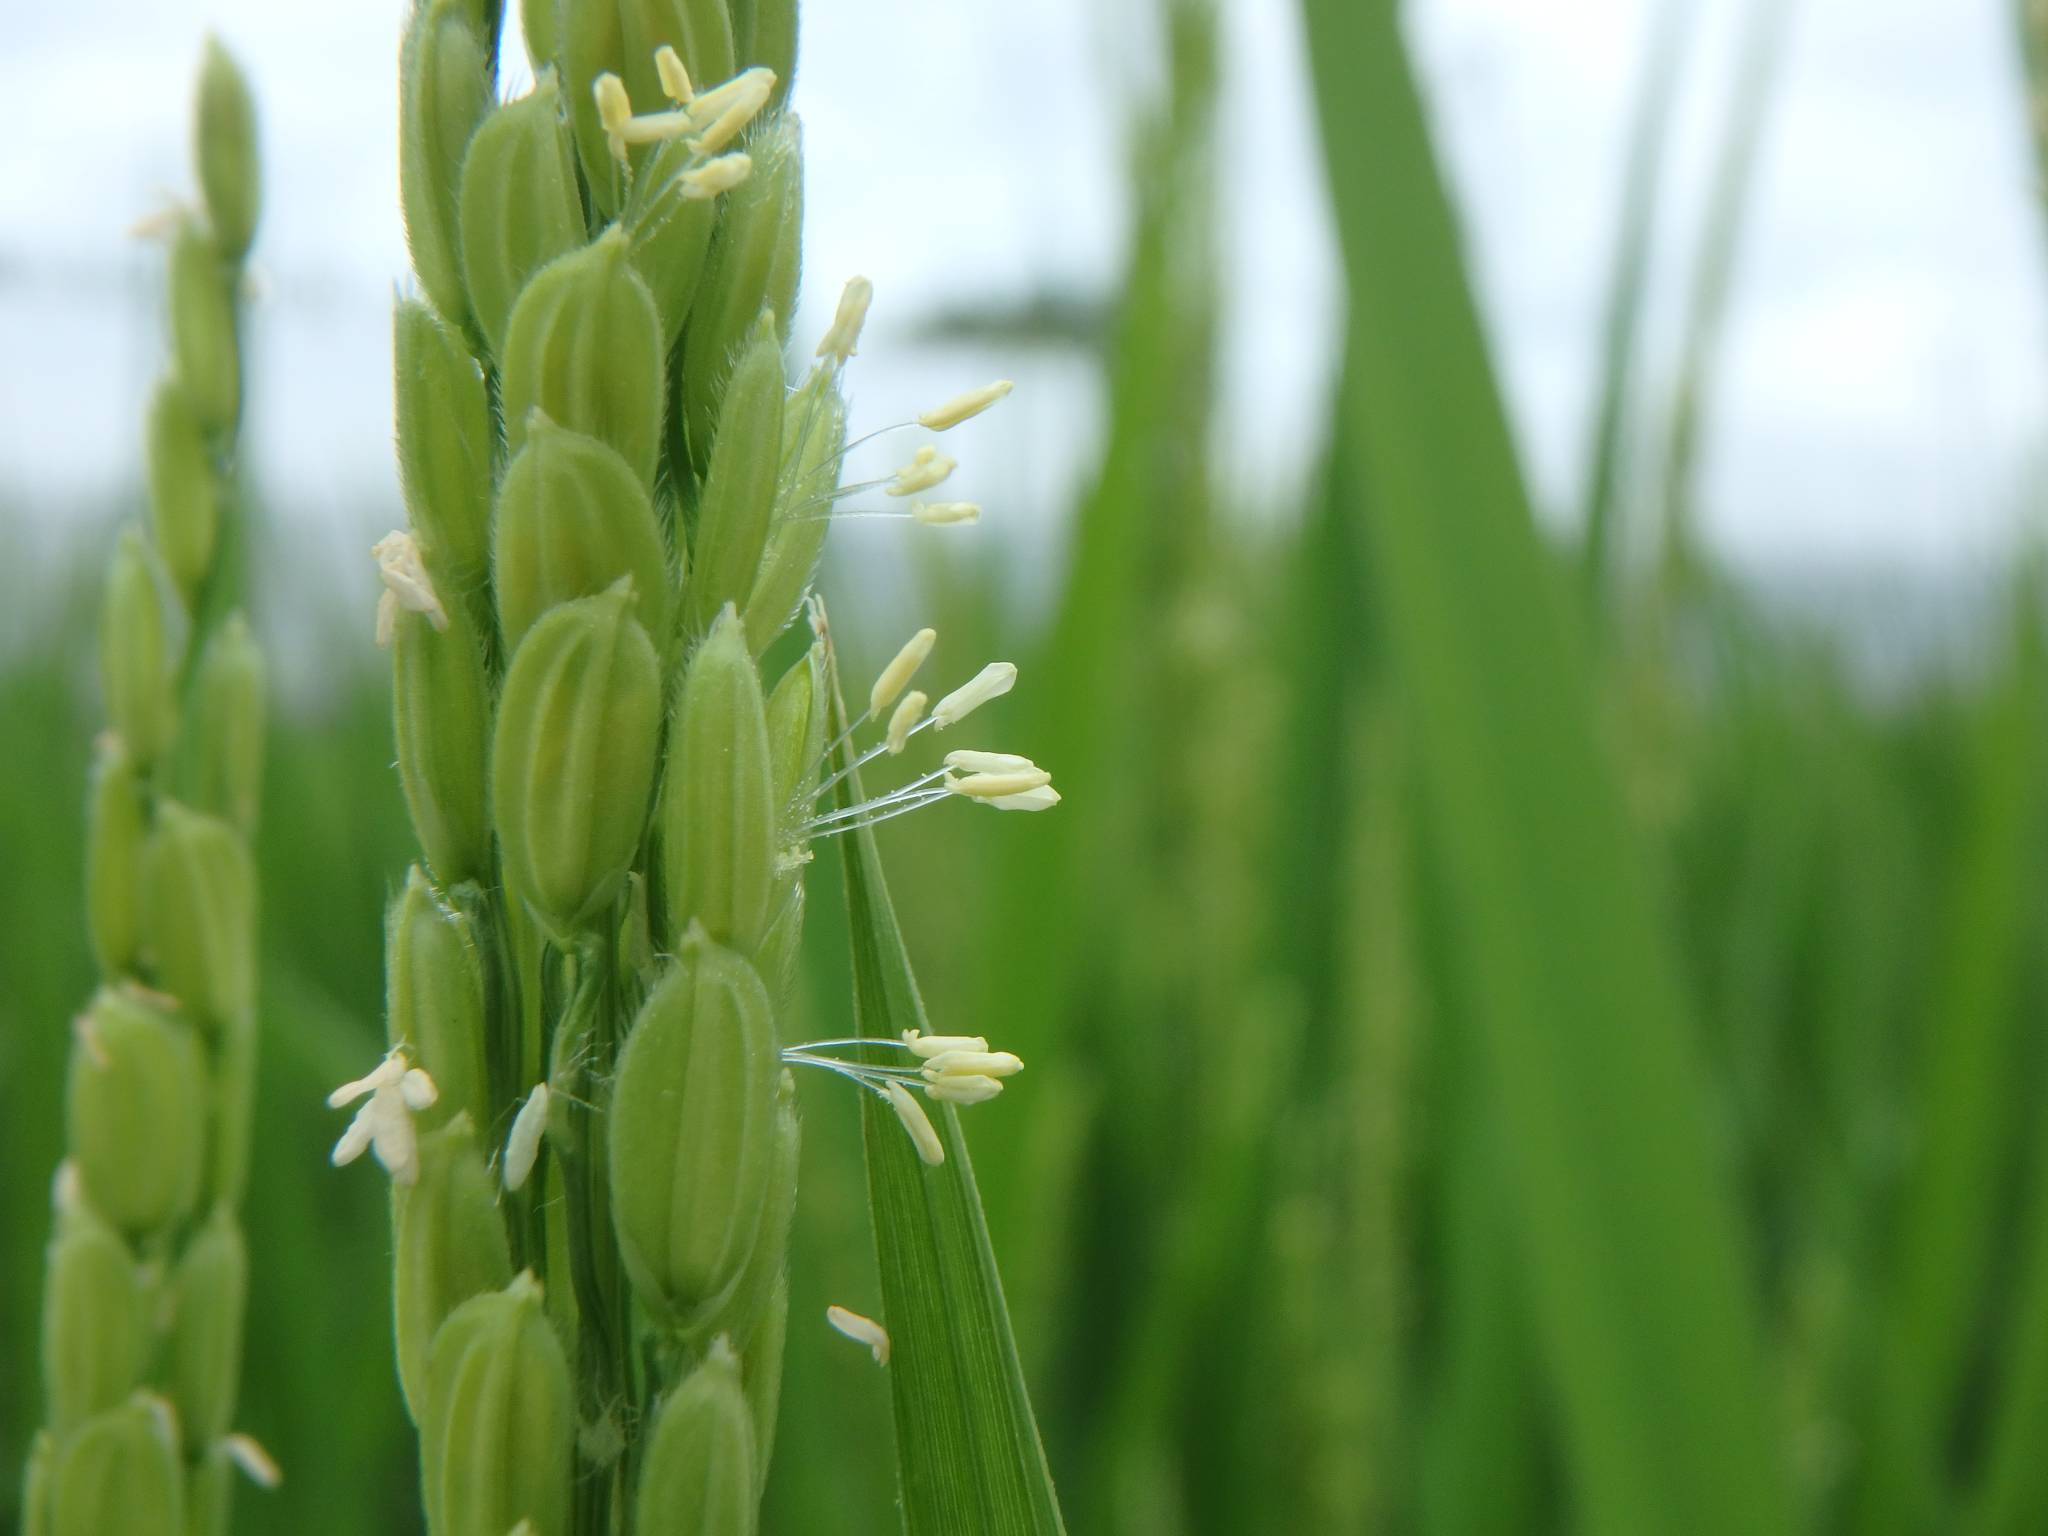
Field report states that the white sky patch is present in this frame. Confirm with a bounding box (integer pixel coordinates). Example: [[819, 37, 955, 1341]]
[[2, 0, 2044, 595]]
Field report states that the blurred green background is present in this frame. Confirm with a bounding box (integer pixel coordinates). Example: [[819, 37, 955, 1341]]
[[11, 0, 2048, 1531]]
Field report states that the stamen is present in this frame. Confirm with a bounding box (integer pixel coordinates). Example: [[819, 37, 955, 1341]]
[[680, 152, 753, 199], [886, 691, 927, 754], [918, 379, 1014, 431], [871, 627, 937, 715], [826, 1305, 892, 1365], [655, 45, 694, 104], [943, 750, 1037, 775], [920, 1049, 1024, 1078], [593, 73, 632, 162], [947, 769, 1053, 799], [911, 500, 981, 526], [932, 662, 1017, 727], [371, 530, 449, 641], [222, 1433, 283, 1489], [689, 69, 775, 154], [903, 1030, 991, 1057], [887, 1081, 945, 1165], [924, 1074, 1004, 1105], [886, 446, 957, 497], [817, 275, 874, 364], [801, 790, 953, 840], [618, 108, 697, 146], [989, 784, 1061, 812], [504, 1082, 549, 1192], [686, 67, 776, 133]]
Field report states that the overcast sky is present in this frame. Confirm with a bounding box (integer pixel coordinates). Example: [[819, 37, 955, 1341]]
[[3, 0, 2044, 593]]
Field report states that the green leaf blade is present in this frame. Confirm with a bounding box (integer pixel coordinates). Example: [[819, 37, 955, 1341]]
[[830, 670, 1067, 1536]]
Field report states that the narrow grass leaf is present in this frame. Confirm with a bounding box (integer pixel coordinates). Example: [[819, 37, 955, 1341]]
[[825, 667, 1066, 1536], [1299, 3, 1790, 1531]]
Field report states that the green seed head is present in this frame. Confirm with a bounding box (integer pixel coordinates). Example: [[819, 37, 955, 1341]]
[[142, 801, 255, 1030], [701, 1066, 798, 1343], [755, 877, 804, 1012], [560, 0, 629, 212], [67, 988, 207, 1234], [685, 312, 785, 635], [458, 73, 584, 359], [40, 1208, 148, 1435], [619, 0, 736, 112], [628, 138, 719, 348], [185, 614, 267, 836], [521, 0, 558, 73], [610, 934, 778, 1335], [21, 1431, 53, 1536], [743, 369, 845, 652], [143, 378, 217, 605], [664, 606, 776, 953], [387, 866, 488, 1131], [420, 1272, 574, 1536], [494, 582, 663, 942], [739, 1275, 789, 1494], [494, 417, 675, 655], [194, 37, 261, 263], [100, 529, 177, 770], [168, 218, 239, 434], [680, 113, 802, 460], [395, 1115, 514, 1424], [764, 641, 822, 824], [400, 0, 493, 328], [731, 0, 796, 106], [47, 1396, 184, 1536], [184, 1442, 234, 1536], [85, 734, 147, 979], [165, 1213, 248, 1447], [394, 300, 494, 590], [636, 1337, 759, 1536], [502, 229, 667, 491], [393, 590, 494, 888]]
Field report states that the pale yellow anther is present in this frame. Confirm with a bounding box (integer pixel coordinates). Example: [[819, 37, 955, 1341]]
[[504, 1082, 550, 1192], [680, 152, 753, 199], [687, 67, 776, 132], [328, 1048, 439, 1185], [990, 784, 1061, 812], [924, 1073, 1005, 1105], [655, 45, 695, 104], [886, 690, 927, 755], [932, 662, 1017, 727], [817, 275, 874, 363], [920, 1049, 1025, 1079], [902, 1030, 991, 1058], [689, 85, 771, 155], [618, 109, 696, 146], [222, 1434, 283, 1490], [826, 1304, 891, 1365], [372, 530, 448, 646], [943, 750, 1037, 776], [594, 73, 633, 162], [870, 627, 937, 716], [886, 446, 957, 497], [886, 1080, 945, 1165], [918, 379, 1014, 431], [911, 500, 981, 526], [948, 769, 1053, 799]]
